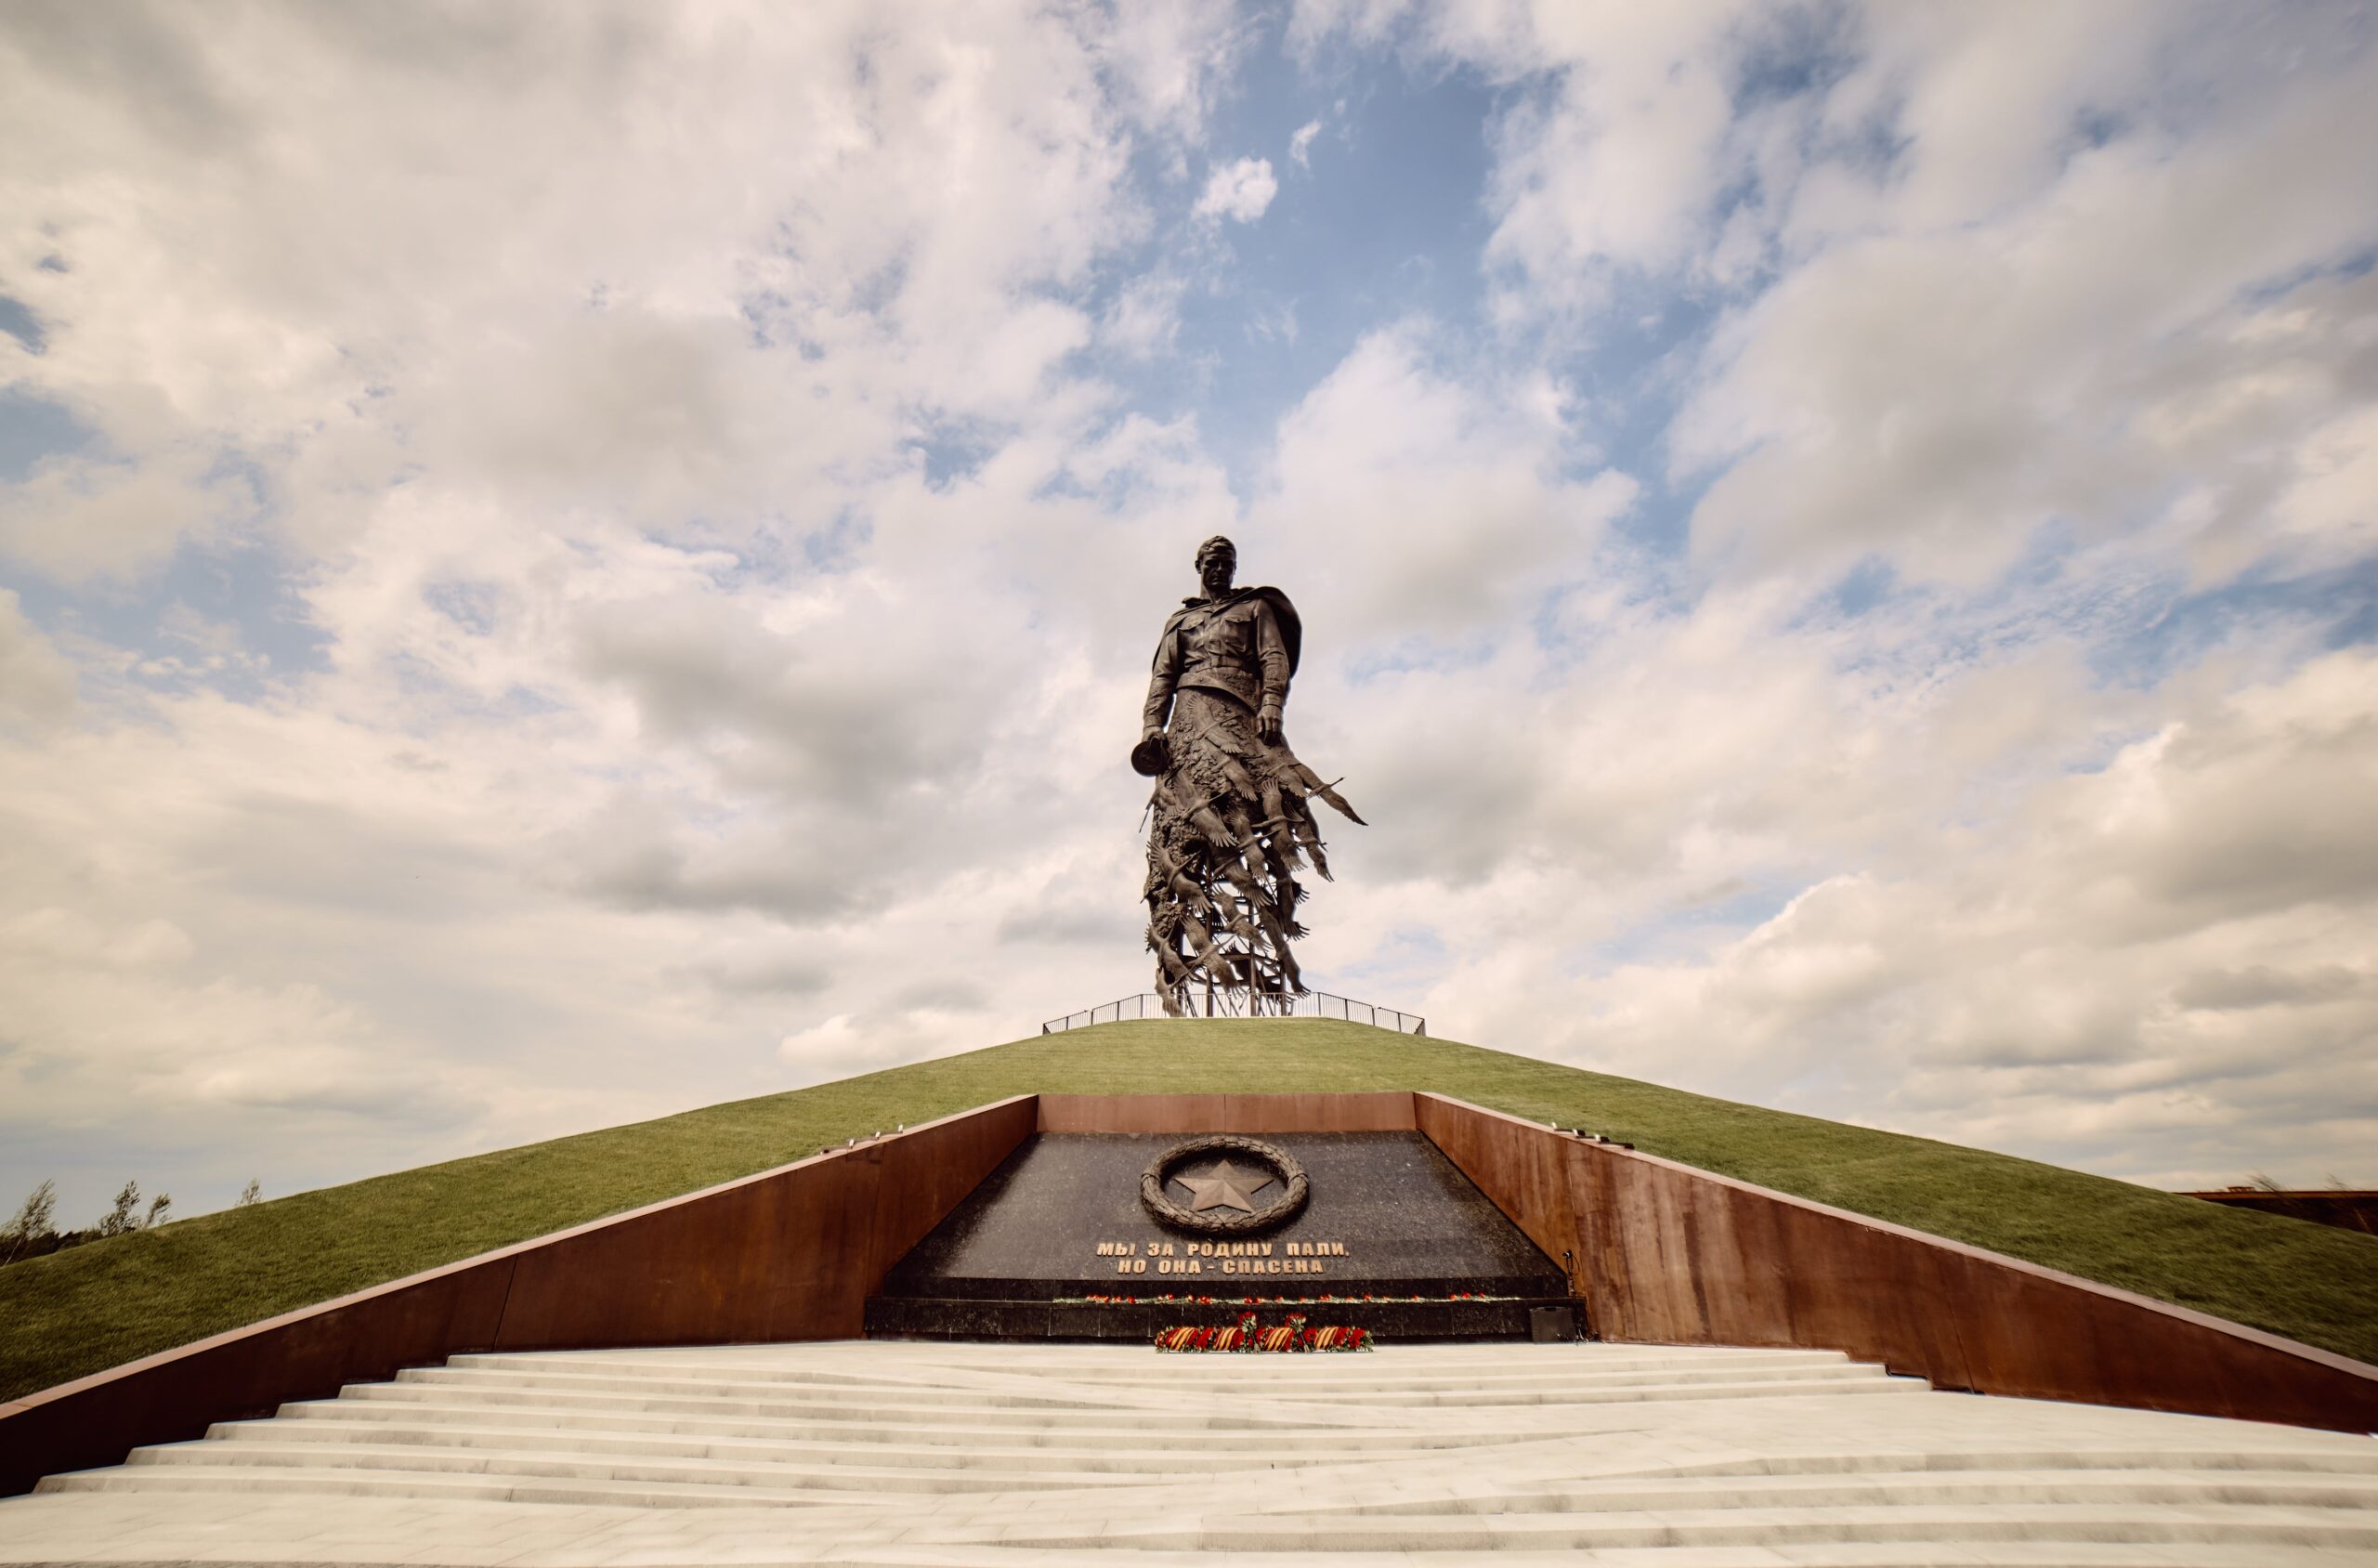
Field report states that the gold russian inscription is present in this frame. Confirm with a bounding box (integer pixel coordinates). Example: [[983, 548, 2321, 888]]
[[1166, 1241, 1353, 1273]]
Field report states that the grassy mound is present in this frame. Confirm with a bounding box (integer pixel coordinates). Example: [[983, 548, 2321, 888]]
[[5, 1019, 2372, 1399]]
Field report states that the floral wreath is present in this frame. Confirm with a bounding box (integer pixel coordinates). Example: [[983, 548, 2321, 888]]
[[1138, 1134, 1311, 1235], [1156, 1313, 1370, 1353]]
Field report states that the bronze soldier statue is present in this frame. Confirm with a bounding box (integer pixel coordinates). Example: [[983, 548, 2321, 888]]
[[1137, 536, 1362, 1016]]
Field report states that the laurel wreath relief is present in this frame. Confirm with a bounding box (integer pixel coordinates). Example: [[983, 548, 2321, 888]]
[[1138, 1134, 1311, 1235]]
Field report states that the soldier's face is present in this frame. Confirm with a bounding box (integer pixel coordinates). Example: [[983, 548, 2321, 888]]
[[1198, 549, 1235, 594]]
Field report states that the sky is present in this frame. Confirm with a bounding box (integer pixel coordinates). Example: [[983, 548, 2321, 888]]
[[2, 1, 2374, 1225]]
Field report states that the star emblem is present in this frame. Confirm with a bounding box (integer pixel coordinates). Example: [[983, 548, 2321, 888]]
[[1171, 1158, 1276, 1214]]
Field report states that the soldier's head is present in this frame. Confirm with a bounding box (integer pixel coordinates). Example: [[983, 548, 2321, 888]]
[[1195, 535, 1236, 595]]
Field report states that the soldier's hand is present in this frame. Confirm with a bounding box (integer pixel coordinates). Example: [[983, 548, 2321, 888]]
[[1258, 705, 1282, 741]]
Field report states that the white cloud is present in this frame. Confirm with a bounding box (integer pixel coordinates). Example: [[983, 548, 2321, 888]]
[[0, 0, 1246, 1215], [1543, 650, 2378, 1187], [1195, 156, 1278, 223], [1482, 6, 1742, 289], [1088, 0, 1245, 140], [0, 2, 1175, 569], [1, 0, 2372, 1224], [1676, 46, 2378, 586], [0, 590, 75, 732], [1100, 273, 1186, 359], [1257, 326, 1633, 643], [0, 448, 257, 583], [1327, 1, 2378, 592], [2250, 402, 2378, 580]]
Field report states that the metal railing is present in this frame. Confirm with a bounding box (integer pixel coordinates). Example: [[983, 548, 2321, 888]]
[[1041, 990, 1425, 1035]]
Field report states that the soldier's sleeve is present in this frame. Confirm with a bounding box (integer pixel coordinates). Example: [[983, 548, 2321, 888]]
[[1254, 600, 1289, 719], [1143, 615, 1184, 735]]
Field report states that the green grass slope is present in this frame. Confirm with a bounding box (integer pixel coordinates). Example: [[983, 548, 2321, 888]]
[[5, 1019, 2373, 1400]]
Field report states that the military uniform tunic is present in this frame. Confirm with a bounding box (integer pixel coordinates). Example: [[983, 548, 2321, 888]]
[[1143, 588, 1292, 735]]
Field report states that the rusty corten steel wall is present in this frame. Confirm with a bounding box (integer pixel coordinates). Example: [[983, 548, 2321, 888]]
[[1415, 1091, 2378, 1436], [0, 1094, 1037, 1497], [1036, 1091, 1417, 1133], [2182, 1190, 2378, 1236]]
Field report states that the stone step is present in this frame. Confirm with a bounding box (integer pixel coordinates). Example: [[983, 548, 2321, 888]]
[[841, 1454, 2378, 1533], [436, 1349, 1867, 1395], [1655, 1446, 2378, 1481], [848, 1351, 1847, 1380], [85, 1446, 2378, 1526], [332, 1379, 1378, 1429], [127, 1439, 1150, 1495], [91, 1427, 2378, 1519], [36, 1463, 889, 1509], [203, 1416, 1451, 1473], [271, 1396, 1551, 1450], [1001, 1502, 2378, 1553], [670, 1548, 2378, 1568], [330, 1368, 1920, 1431], [1274, 1363, 1904, 1404], [217, 1413, 2373, 1503], [19, 1338, 2378, 1568], [399, 1357, 1895, 1410], [399, 1364, 1158, 1410], [146, 1422, 2378, 1494], [678, 1342, 1820, 1374], [1339, 1468, 2378, 1515], [964, 1351, 1895, 1389]]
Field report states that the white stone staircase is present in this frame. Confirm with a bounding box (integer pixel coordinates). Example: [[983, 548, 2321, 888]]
[[11, 1339, 2378, 1564]]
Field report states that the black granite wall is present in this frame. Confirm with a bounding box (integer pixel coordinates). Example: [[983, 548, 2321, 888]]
[[868, 1131, 1571, 1340]]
